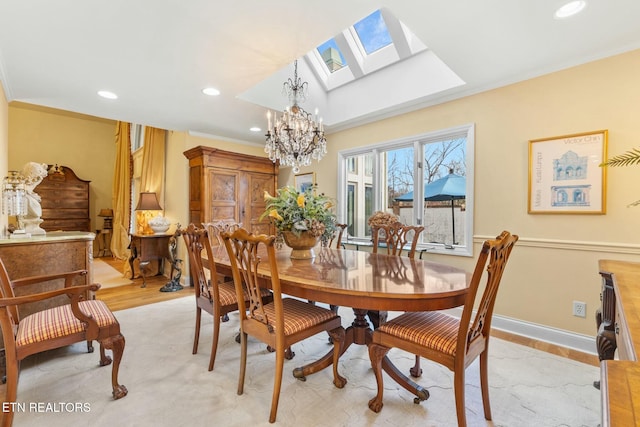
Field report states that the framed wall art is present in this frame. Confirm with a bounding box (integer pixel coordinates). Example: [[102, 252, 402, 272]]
[[528, 129, 608, 214], [294, 172, 315, 193]]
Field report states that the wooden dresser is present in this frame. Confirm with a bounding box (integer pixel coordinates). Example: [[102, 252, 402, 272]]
[[35, 165, 91, 232], [183, 146, 277, 235], [598, 259, 640, 426]]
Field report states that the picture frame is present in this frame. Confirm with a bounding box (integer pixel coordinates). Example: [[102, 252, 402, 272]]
[[294, 172, 315, 193], [528, 130, 607, 214]]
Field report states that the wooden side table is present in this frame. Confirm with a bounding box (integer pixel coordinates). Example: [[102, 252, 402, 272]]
[[129, 233, 171, 287]]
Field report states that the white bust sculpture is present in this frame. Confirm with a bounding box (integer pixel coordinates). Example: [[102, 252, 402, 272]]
[[20, 162, 49, 235]]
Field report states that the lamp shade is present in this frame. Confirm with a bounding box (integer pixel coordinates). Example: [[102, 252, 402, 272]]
[[98, 208, 114, 217], [135, 192, 162, 211]]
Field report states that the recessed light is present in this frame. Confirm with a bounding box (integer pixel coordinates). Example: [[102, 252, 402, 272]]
[[250, 127, 261, 132], [202, 87, 220, 96], [554, 1, 586, 19], [97, 90, 118, 99]]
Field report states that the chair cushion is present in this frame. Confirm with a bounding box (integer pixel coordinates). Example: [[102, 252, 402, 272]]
[[16, 300, 117, 347], [377, 311, 460, 356], [260, 298, 338, 336], [216, 280, 271, 307]]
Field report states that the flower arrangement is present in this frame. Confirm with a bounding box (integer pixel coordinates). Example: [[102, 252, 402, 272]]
[[261, 185, 337, 243], [367, 211, 399, 228]]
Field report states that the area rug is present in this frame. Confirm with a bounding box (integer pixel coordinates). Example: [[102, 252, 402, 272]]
[[92, 259, 132, 289], [12, 297, 599, 427]]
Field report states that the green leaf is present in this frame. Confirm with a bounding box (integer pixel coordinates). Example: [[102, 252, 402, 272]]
[[600, 148, 640, 167]]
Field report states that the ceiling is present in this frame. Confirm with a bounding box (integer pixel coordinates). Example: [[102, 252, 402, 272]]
[[1, 1, 640, 146]]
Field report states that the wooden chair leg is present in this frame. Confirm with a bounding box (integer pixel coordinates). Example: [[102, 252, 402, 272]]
[[209, 312, 222, 371], [237, 332, 248, 395], [479, 350, 492, 420], [454, 369, 467, 427], [269, 346, 286, 423], [410, 355, 422, 377], [100, 334, 128, 399], [193, 307, 202, 354], [367, 343, 390, 413], [2, 361, 18, 427], [329, 327, 347, 388], [86, 340, 94, 353]]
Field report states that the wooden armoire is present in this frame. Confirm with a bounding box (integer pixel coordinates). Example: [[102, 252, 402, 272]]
[[183, 146, 278, 235], [35, 165, 91, 232]]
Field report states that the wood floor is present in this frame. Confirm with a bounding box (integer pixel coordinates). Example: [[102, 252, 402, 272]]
[[95, 257, 599, 367]]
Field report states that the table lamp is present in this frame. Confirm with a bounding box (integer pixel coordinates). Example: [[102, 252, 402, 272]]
[[135, 192, 162, 235], [98, 208, 114, 230]]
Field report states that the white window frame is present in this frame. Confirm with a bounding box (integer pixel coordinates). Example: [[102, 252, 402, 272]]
[[337, 123, 475, 257]]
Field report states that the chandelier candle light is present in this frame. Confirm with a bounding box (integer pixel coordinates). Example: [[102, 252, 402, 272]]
[[265, 60, 327, 173]]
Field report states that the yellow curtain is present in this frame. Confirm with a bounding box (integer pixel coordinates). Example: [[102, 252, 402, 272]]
[[135, 127, 166, 233], [111, 122, 132, 263]]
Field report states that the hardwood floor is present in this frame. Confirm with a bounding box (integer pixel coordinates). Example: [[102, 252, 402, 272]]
[[95, 257, 598, 367], [96, 256, 194, 312]]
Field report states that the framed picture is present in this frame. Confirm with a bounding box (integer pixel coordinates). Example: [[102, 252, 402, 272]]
[[294, 172, 315, 193], [528, 130, 607, 214]]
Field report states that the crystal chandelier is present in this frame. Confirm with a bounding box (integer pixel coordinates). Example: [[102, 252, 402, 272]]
[[265, 60, 327, 173]]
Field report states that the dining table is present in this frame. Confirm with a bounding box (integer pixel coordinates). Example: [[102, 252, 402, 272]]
[[212, 244, 471, 401]]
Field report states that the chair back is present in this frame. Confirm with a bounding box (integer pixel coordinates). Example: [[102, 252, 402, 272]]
[[457, 230, 518, 356], [371, 221, 424, 258], [0, 257, 20, 353], [177, 223, 221, 304], [222, 229, 282, 334], [328, 223, 347, 249], [202, 221, 242, 247]]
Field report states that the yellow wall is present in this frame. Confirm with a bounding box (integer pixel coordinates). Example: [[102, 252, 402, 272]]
[[298, 49, 640, 336], [5, 49, 640, 340], [8, 103, 117, 237]]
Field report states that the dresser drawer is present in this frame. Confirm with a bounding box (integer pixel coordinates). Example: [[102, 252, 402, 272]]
[[41, 218, 90, 231]]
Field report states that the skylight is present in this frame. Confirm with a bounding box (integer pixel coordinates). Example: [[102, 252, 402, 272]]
[[316, 39, 347, 73], [306, 8, 428, 91], [353, 10, 392, 55]]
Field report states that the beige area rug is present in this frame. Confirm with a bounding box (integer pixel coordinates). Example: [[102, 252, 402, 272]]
[[12, 297, 599, 427], [92, 259, 132, 289]]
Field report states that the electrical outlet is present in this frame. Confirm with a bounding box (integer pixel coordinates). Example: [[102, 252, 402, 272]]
[[573, 301, 587, 318]]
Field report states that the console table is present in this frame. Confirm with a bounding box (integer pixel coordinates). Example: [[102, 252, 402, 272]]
[[598, 259, 640, 427], [129, 234, 172, 287]]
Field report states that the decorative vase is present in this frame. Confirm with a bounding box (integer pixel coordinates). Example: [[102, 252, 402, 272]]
[[282, 231, 319, 259]]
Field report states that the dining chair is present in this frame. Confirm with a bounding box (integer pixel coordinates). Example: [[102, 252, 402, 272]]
[[0, 257, 127, 427], [221, 228, 347, 423], [367, 230, 518, 427], [177, 223, 272, 371]]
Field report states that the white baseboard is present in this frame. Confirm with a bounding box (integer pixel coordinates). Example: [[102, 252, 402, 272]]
[[446, 307, 597, 356]]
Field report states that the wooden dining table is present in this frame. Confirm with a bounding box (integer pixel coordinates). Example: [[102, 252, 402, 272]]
[[212, 244, 471, 401]]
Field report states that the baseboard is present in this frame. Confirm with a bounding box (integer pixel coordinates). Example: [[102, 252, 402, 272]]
[[446, 307, 597, 356]]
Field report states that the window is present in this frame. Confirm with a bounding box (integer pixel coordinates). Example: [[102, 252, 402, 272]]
[[337, 123, 475, 256], [352, 9, 393, 55]]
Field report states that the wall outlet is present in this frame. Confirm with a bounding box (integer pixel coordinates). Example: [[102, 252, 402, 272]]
[[573, 301, 587, 318]]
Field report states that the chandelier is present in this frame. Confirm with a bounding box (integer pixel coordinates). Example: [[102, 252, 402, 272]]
[[265, 60, 327, 173]]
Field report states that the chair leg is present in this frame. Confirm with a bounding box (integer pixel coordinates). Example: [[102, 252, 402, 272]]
[[329, 327, 347, 388], [86, 339, 94, 353], [367, 310, 388, 329], [100, 334, 128, 400], [367, 343, 390, 413], [208, 312, 222, 371], [269, 345, 286, 423], [453, 369, 467, 427], [410, 355, 422, 377], [237, 332, 248, 395], [479, 350, 492, 420], [193, 307, 202, 355], [2, 360, 19, 427]]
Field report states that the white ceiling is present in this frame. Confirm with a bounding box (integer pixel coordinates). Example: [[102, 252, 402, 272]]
[[1, 1, 640, 145]]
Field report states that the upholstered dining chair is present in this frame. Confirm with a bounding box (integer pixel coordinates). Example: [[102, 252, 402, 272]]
[[177, 223, 272, 371], [221, 228, 346, 423], [0, 257, 127, 427], [367, 230, 518, 427]]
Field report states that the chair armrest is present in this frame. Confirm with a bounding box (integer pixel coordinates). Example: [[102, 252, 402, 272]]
[[11, 270, 88, 289], [0, 283, 100, 308]]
